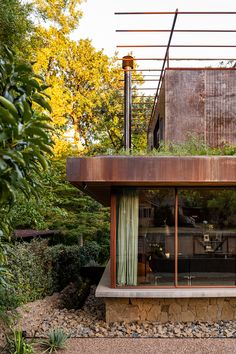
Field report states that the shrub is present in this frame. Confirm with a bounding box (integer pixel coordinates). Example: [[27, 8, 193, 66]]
[[46, 241, 101, 291], [1, 240, 53, 308], [0, 239, 102, 309]]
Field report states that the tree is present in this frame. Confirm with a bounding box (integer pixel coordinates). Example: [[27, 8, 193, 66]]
[[0, 0, 33, 58], [30, 0, 147, 152], [0, 48, 53, 210], [0, 48, 53, 304]]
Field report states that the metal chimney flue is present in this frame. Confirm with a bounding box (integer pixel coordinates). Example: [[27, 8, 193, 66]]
[[122, 55, 133, 151]]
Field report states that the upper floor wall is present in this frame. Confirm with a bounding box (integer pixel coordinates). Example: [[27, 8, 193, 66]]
[[148, 69, 236, 149]]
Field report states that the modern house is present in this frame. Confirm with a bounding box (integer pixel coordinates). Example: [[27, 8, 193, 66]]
[[67, 11, 236, 323]]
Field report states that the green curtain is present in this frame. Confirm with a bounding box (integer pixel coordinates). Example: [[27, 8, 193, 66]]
[[117, 189, 139, 286]]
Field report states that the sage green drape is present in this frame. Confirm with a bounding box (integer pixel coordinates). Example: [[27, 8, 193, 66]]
[[117, 189, 139, 286]]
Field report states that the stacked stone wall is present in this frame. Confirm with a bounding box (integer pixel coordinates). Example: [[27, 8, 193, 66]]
[[105, 298, 236, 323]]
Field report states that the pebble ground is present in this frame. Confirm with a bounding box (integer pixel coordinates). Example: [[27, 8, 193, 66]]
[[16, 286, 236, 339]]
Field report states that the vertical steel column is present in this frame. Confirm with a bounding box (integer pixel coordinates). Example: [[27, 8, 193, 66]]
[[122, 56, 133, 151]]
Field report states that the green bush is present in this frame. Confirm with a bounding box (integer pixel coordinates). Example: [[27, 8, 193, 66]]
[[0, 239, 103, 309], [1, 240, 53, 308], [46, 241, 101, 291]]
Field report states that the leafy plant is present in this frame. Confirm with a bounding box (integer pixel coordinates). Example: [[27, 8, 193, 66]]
[[0, 46, 53, 308], [46, 241, 101, 291], [0, 46, 53, 210], [6, 329, 34, 354], [0, 0, 33, 58], [40, 329, 69, 353], [1, 240, 53, 309]]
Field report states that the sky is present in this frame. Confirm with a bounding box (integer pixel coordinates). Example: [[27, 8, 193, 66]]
[[73, 0, 236, 57], [71, 0, 236, 92]]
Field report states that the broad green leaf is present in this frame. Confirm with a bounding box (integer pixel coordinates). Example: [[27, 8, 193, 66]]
[[0, 96, 18, 118], [34, 151, 48, 170], [15, 63, 33, 73], [24, 126, 49, 140], [32, 93, 52, 113], [2, 180, 16, 203], [22, 100, 32, 122], [3, 151, 26, 167], [31, 121, 53, 130], [0, 107, 15, 125]]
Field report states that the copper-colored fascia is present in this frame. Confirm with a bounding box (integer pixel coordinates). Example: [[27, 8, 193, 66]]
[[67, 156, 236, 206]]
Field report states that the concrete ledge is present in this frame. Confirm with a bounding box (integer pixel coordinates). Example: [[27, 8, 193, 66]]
[[96, 262, 236, 298]]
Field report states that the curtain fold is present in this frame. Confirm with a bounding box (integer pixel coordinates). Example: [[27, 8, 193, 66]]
[[117, 189, 139, 286]]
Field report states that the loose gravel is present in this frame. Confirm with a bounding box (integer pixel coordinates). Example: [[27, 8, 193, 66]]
[[14, 286, 236, 339]]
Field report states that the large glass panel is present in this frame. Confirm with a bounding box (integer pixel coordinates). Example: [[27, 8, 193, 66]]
[[178, 188, 236, 286], [137, 189, 175, 286]]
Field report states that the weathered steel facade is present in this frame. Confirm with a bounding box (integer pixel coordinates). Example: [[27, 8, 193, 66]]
[[67, 156, 236, 206], [149, 69, 236, 149]]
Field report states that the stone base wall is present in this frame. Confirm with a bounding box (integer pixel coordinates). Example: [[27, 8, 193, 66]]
[[105, 297, 236, 323]]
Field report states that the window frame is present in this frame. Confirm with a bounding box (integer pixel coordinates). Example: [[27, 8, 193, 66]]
[[111, 186, 236, 289]]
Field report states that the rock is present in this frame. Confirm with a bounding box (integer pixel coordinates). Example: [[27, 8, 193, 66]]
[[11, 285, 236, 340]]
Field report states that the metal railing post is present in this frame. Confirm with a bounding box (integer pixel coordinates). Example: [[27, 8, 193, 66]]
[[122, 55, 133, 151]]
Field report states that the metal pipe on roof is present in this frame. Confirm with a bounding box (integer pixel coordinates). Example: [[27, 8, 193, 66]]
[[122, 56, 133, 151]]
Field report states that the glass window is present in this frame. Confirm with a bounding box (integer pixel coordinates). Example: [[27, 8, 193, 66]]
[[138, 189, 175, 286], [115, 189, 175, 286], [178, 189, 236, 286], [115, 187, 236, 287]]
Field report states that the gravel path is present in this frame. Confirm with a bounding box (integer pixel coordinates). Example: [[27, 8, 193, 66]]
[[34, 338, 236, 354]]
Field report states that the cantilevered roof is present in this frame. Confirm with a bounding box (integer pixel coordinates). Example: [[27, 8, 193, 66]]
[[67, 156, 236, 206]]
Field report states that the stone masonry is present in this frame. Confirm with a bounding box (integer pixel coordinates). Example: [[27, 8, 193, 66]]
[[105, 297, 236, 324]]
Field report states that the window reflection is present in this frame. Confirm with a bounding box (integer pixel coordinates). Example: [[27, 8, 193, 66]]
[[116, 187, 236, 287], [178, 189, 236, 286], [138, 189, 175, 286]]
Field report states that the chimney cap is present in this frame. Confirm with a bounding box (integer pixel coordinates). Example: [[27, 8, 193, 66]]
[[122, 55, 134, 69]]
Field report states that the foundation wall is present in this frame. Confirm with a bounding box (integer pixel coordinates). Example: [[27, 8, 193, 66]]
[[105, 297, 236, 323]]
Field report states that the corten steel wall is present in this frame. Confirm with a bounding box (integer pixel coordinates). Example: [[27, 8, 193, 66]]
[[67, 156, 236, 205], [152, 69, 236, 147]]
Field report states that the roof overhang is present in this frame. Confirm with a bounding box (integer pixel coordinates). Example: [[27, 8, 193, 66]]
[[67, 156, 236, 206]]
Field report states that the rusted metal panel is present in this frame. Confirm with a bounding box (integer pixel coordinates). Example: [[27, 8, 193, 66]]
[[67, 156, 236, 205], [151, 69, 236, 147], [165, 70, 205, 143], [205, 70, 236, 146]]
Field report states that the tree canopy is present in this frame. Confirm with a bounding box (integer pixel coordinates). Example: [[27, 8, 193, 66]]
[[0, 0, 33, 58]]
